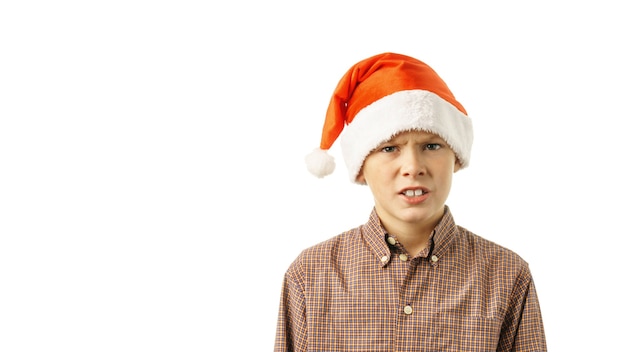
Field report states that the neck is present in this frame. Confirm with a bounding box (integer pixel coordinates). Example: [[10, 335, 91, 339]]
[[377, 208, 445, 257], [386, 222, 433, 257]]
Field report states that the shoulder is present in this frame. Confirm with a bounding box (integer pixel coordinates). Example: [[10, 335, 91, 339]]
[[455, 225, 530, 275], [297, 226, 361, 262], [287, 226, 369, 283]]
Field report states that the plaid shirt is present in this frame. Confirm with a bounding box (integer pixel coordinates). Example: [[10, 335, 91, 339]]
[[274, 206, 547, 351]]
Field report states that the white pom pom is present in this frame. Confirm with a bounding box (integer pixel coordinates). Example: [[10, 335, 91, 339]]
[[305, 148, 335, 178]]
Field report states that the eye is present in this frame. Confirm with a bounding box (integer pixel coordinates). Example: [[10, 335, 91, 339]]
[[425, 143, 441, 151], [380, 146, 397, 153]]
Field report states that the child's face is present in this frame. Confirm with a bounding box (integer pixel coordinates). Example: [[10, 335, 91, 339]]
[[356, 130, 460, 231]]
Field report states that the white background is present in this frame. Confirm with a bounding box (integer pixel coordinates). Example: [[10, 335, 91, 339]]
[[1, 1, 624, 351]]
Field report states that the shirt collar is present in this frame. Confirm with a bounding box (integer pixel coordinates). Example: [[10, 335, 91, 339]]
[[361, 206, 459, 267], [430, 205, 458, 263], [361, 210, 392, 267]]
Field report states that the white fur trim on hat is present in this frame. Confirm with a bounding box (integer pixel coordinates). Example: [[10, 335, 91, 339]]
[[340, 89, 473, 183]]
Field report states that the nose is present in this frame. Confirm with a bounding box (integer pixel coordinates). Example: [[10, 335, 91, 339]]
[[400, 148, 426, 177]]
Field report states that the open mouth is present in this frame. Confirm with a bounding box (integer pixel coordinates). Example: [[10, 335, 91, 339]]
[[402, 189, 425, 197]]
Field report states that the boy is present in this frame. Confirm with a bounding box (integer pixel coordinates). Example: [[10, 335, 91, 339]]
[[274, 52, 546, 351]]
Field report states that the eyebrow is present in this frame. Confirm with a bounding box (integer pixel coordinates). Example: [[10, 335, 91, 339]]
[[387, 134, 445, 144]]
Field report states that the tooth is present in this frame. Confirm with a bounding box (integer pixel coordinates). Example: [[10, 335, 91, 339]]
[[404, 189, 424, 197]]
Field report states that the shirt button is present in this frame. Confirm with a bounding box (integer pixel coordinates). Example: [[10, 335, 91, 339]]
[[399, 254, 408, 262], [403, 305, 413, 315], [387, 237, 397, 245], [431, 255, 439, 262], [380, 255, 389, 263]]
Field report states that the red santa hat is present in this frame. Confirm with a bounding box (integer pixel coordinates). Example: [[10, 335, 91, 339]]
[[305, 52, 473, 183]]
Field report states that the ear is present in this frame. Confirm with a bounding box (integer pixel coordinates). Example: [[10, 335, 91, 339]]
[[453, 159, 461, 173], [356, 170, 367, 184]]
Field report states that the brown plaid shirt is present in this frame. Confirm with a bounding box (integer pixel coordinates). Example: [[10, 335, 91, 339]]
[[274, 206, 547, 351]]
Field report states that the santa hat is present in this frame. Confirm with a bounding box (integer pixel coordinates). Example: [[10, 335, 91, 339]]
[[305, 52, 473, 184]]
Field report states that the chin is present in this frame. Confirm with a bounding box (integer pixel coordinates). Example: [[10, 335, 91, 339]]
[[400, 207, 441, 224], [399, 211, 430, 223]]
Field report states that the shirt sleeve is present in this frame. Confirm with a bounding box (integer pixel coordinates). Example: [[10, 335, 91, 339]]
[[274, 262, 307, 352], [498, 265, 547, 351]]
